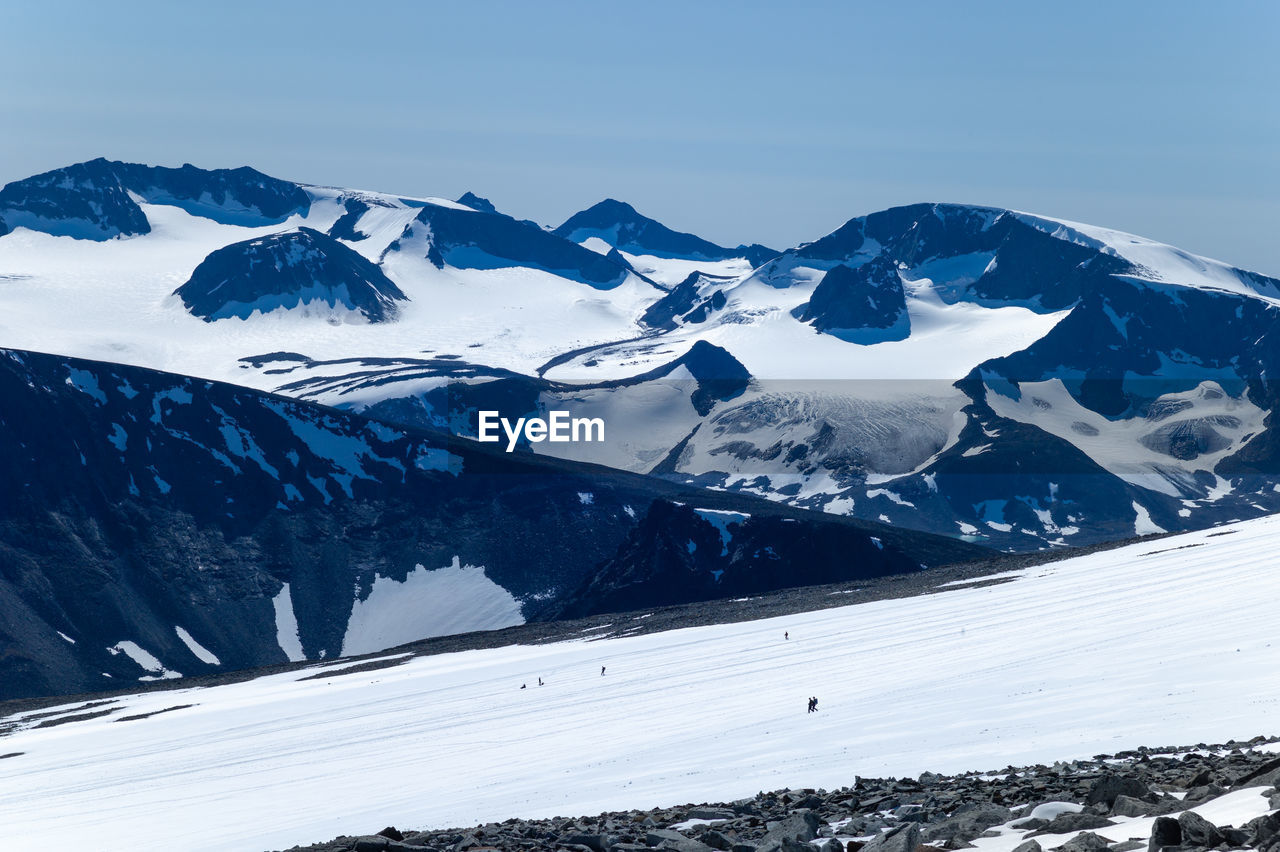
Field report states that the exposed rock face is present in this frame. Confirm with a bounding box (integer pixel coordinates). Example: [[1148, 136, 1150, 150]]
[[385, 202, 644, 290], [641, 271, 736, 330], [174, 227, 408, 322], [456, 191, 499, 214], [547, 498, 931, 619], [554, 198, 778, 266], [0, 347, 977, 700], [0, 158, 308, 239], [794, 255, 909, 342]]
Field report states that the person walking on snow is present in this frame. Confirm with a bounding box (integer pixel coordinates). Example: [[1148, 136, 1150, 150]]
[[601, 666, 606, 676]]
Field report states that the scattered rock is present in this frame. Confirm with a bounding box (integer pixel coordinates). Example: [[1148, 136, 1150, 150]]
[[862, 822, 921, 852], [758, 811, 821, 847], [1030, 813, 1115, 836], [1087, 775, 1151, 808], [1055, 831, 1112, 852], [1184, 784, 1227, 803], [1237, 759, 1280, 790], [1177, 811, 1223, 848], [560, 833, 609, 851], [925, 803, 1014, 845], [1149, 816, 1182, 852], [645, 828, 714, 851], [273, 737, 1280, 852]]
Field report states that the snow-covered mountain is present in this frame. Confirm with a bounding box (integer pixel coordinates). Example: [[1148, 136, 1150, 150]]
[[4, 159, 1280, 555], [0, 345, 976, 700], [3, 511, 1280, 852]]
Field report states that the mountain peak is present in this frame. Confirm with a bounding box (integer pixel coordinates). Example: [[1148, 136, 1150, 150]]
[[554, 199, 777, 266], [0, 158, 308, 239], [581, 198, 642, 221], [456, 191, 499, 215]]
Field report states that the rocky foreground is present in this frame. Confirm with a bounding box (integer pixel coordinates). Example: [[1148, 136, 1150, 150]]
[[279, 737, 1280, 852]]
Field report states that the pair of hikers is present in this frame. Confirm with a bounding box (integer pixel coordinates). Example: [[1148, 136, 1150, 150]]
[[807, 696, 819, 713], [520, 677, 546, 689]]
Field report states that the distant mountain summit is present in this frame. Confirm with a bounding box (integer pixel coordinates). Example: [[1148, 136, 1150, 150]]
[[554, 198, 778, 266], [0, 158, 309, 239], [385, 201, 645, 290], [175, 227, 407, 322], [456, 191, 499, 214]]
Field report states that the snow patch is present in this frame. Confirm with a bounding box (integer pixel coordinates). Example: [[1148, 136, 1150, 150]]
[[1133, 501, 1167, 536], [340, 557, 524, 657], [174, 627, 221, 666], [273, 583, 306, 663], [107, 641, 181, 681]]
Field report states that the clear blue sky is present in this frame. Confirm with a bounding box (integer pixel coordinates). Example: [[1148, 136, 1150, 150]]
[[3, 1, 1278, 275]]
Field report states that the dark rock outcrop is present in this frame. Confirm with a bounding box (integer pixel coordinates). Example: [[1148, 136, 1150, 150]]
[[0, 158, 308, 239], [554, 198, 778, 266], [456, 192, 499, 215], [1086, 774, 1151, 807], [385, 202, 644, 290], [175, 227, 407, 322], [794, 256, 909, 342], [641, 271, 736, 329]]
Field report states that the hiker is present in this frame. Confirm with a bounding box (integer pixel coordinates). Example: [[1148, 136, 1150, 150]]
[[812, 696, 819, 712], [521, 683, 526, 689], [807, 697, 814, 713], [538, 677, 543, 686], [601, 666, 606, 676], [785, 631, 789, 640]]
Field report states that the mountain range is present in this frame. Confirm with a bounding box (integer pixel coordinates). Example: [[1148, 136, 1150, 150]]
[[3, 157, 1280, 697]]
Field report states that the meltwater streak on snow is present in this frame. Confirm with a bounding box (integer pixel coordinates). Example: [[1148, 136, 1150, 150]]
[[340, 558, 524, 657], [5, 515, 1280, 850]]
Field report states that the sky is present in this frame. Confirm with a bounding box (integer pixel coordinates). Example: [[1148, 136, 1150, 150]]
[[2, 1, 1278, 275]]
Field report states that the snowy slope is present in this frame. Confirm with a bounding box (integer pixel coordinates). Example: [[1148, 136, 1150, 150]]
[[3, 514, 1280, 850], [0, 182, 659, 388]]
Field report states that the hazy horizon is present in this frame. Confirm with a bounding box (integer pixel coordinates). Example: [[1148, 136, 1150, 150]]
[[4, 1, 1277, 275]]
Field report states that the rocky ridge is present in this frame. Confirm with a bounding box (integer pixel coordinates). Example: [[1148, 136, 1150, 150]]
[[278, 737, 1280, 852]]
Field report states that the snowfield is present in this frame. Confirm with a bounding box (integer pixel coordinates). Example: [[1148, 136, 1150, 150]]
[[3, 514, 1280, 850]]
